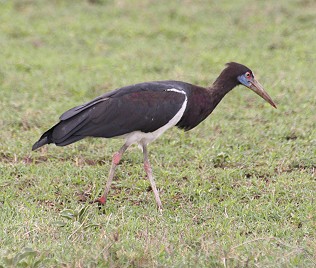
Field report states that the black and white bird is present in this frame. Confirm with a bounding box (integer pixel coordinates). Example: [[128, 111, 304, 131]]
[[32, 62, 276, 210]]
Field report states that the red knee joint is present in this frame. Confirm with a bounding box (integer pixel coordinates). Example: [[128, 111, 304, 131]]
[[144, 161, 152, 173], [112, 152, 122, 165], [94, 195, 106, 205]]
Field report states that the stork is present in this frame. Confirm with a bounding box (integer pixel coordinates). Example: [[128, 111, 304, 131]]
[[32, 62, 276, 210]]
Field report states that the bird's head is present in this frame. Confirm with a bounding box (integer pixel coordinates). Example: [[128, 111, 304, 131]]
[[220, 62, 277, 108]]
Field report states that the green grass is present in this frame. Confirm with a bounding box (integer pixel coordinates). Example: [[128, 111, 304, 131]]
[[0, 0, 315, 267]]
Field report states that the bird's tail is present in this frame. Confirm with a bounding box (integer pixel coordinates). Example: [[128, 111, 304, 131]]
[[32, 127, 54, 151], [32, 136, 48, 151], [32, 116, 88, 150]]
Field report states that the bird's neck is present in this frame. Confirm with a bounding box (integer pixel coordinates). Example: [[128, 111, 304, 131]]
[[175, 77, 238, 131], [207, 77, 237, 106]]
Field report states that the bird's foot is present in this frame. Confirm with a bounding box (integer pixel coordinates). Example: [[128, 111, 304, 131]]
[[90, 195, 107, 205], [158, 206, 163, 215]]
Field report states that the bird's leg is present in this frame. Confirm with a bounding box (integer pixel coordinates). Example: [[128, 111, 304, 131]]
[[93, 143, 128, 205], [142, 144, 163, 211]]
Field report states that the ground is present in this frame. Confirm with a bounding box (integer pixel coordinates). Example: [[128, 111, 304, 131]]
[[0, 0, 315, 267]]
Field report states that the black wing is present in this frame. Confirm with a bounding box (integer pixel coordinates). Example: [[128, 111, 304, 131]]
[[33, 81, 187, 149], [60, 81, 189, 120]]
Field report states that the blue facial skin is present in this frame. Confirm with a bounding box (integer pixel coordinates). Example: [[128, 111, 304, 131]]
[[237, 74, 251, 87]]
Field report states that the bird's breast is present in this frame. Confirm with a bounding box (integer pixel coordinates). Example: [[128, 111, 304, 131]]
[[176, 88, 214, 130]]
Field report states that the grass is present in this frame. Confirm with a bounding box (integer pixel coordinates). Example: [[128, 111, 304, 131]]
[[0, 0, 315, 266]]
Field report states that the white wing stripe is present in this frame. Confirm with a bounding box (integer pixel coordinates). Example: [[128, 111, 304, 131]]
[[124, 88, 188, 146], [166, 88, 186, 94]]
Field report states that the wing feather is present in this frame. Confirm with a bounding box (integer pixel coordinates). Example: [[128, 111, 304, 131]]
[[51, 84, 187, 145]]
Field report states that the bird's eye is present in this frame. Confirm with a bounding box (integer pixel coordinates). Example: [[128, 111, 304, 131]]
[[245, 72, 251, 78]]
